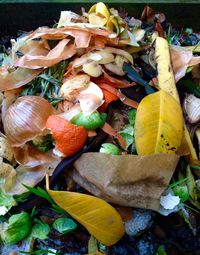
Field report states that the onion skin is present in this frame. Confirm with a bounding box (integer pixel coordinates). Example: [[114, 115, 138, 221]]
[[3, 96, 54, 147]]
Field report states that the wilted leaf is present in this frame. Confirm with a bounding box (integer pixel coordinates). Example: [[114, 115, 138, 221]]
[[47, 185, 124, 246], [135, 90, 183, 155]]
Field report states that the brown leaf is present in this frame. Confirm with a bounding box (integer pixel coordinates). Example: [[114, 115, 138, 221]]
[[73, 153, 180, 211], [141, 5, 166, 23]]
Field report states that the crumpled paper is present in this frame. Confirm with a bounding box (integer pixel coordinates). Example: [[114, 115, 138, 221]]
[[73, 153, 180, 211]]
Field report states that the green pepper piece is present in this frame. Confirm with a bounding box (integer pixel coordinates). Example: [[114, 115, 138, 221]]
[[71, 111, 107, 130]]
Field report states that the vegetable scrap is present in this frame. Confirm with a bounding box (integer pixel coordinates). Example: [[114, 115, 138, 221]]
[[0, 2, 200, 254]]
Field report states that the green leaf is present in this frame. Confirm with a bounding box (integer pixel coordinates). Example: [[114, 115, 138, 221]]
[[100, 143, 120, 155], [0, 212, 32, 244], [178, 79, 200, 98], [30, 206, 37, 218], [186, 165, 197, 201], [128, 109, 137, 125], [88, 236, 99, 254], [31, 219, 50, 240], [71, 112, 107, 130], [53, 217, 77, 234], [169, 177, 189, 189], [23, 185, 53, 204], [0, 190, 17, 211], [123, 63, 154, 94], [173, 185, 189, 202], [121, 133, 134, 149], [20, 249, 59, 255], [24, 185, 66, 215], [119, 124, 135, 150], [14, 192, 30, 203], [119, 124, 134, 136], [156, 245, 167, 255], [190, 165, 200, 171]]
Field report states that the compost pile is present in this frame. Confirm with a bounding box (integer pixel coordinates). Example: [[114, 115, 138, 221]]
[[0, 3, 200, 255]]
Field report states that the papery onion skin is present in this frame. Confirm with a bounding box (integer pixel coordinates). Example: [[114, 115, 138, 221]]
[[3, 96, 54, 147]]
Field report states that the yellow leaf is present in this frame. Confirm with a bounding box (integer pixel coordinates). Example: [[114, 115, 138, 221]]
[[155, 36, 198, 161], [135, 90, 183, 155], [47, 186, 124, 246]]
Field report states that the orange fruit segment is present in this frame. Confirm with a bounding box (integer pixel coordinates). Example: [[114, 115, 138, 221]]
[[46, 115, 87, 157], [98, 88, 118, 112]]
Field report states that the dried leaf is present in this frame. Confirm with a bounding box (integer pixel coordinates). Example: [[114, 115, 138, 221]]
[[141, 5, 166, 23], [47, 186, 124, 246], [73, 152, 179, 211], [0, 158, 16, 192], [135, 90, 183, 155]]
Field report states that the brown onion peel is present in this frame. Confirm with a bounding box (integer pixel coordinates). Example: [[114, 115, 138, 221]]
[[3, 96, 54, 147]]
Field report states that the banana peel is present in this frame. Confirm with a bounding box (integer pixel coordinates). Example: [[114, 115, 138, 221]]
[[155, 37, 200, 175]]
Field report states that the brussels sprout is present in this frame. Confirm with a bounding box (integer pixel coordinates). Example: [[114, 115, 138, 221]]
[[31, 219, 50, 240], [53, 218, 77, 234], [0, 212, 32, 244], [100, 143, 120, 155], [71, 111, 107, 130]]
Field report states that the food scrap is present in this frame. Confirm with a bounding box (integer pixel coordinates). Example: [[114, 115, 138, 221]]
[[0, 2, 200, 254]]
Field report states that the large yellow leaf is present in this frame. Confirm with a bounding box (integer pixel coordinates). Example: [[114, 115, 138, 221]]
[[135, 90, 183, 155], [155, 36, 198, 161], [47, 187, 124, 246]]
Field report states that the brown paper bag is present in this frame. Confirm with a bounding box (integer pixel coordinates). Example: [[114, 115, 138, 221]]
[[73, 153, 179, 211]]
